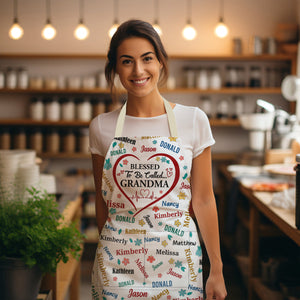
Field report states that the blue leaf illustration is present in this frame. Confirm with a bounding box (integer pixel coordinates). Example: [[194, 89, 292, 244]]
[[112, 141, 117, 148]]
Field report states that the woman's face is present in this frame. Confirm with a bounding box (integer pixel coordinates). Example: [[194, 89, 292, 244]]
[[116, 37, 162, 99]]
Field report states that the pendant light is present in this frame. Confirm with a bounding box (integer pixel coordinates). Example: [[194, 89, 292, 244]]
[[74, 0, 89, 40], [9, 0, 24, 40], [214, 0, 229, 38], [41, 0, 56, 40], [108, 0, 119, 38], [182, 0, 197, 41], [152, 0, 162, 36]]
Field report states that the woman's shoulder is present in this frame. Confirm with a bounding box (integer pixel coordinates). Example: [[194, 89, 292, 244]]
[[90, 107, 121, 130], [174, 103, 207, 120]]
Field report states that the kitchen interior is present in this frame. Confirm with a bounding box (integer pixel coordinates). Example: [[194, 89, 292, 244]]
[[0, 0, 300, 299]]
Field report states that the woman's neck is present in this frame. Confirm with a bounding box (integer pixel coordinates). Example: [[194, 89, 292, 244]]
[[126, 93, 165, 118]]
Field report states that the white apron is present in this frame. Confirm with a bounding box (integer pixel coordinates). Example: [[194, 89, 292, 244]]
[[92, 99, 203, 300]]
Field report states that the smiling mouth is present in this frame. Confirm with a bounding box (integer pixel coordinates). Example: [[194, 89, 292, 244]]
[[131, 78, 149, 85]]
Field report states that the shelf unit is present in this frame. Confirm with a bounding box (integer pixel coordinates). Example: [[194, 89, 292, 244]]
[[0, 53, 296, 159]]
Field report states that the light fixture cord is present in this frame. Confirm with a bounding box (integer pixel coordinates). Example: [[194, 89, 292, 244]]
[[13, 0, 18, 21], [45, 0, 51, 22], [79, 0, 84, 22], [113, 0, 119, 23], [154, 0, 159, 23], [220, 0, 224, 20], [186, 0, 192, 24]]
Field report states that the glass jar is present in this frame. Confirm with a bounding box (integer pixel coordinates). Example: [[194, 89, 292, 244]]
[[29, 97, 44, 120], [6, 67, 17, 89], [184, 68, 195, 88], [60, 97, 75, 121], [249, 66, 261, 87], [45, 97, 60, 121], [216, 99, 229, 119], [225, 66, 238, 87], [209, 68, 222, 90], [14, 128, 27, 149], [62, 129, 76, 153], [196, 69, 208, 90], [17, 67, 29, 89], [296, 154, 300, 229], [29, 127, 43, 153], [0, 127, 11, 149], [79, 128, 89, 153], [46, 128, 60, 153], [0, 69, 5, 89], [76, 98, 92, 121], [200, 96, 212, 119], [91, 98, 106, 117], [232, 96, 244, 119]]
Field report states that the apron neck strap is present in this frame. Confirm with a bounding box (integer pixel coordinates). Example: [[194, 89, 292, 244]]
[[114, 98, 178, 137]]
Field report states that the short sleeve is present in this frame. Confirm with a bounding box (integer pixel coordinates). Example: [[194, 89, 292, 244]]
[[89, 116, 105, 156], [192, 107, 215, 158]]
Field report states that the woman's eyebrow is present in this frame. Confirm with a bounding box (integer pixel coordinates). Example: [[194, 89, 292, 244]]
[[119, 51, 155, 59]]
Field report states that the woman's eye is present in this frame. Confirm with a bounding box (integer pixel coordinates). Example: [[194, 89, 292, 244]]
[[144, 56, 153, 62], [122, 59, 132, 65]]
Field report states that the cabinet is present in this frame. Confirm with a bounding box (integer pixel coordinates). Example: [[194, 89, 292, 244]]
[[218, 165, 300, 300], [0, 53, 296, 160]]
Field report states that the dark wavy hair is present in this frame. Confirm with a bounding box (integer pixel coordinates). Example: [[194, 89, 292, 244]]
[[105, 19, 169, 93]]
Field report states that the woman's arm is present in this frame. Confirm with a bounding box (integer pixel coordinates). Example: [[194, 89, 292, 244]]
[[91, 154, 108, 234], [191, 147, 227, 300]]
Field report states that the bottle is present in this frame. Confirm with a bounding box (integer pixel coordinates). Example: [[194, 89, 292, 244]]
[[6, 67, 17, 89], [14, 128, 27, 149], [0, 127, 11, 149], [249, 67, 261, 87], [91, 98, 106, 117], [216, 99, 229, 119], [29, 97, 44, 120], [45, 97, 60, 121], [46, 128, 60, 153], [200, 96, 212, 119], [62, 129, 76, 153], [232, 96, 244, 119], [184, 68, 195, 88], [17, 67, 29, 89], [76, 97, 92, 121], [29, 127, 43, 153], [196, 69, 208, 90], [0, 69, 5, 89], [79, 128, 89, 153], [60, 97, 75, 121], [209, 68, 222, 90], [296, 154, 300, 229]]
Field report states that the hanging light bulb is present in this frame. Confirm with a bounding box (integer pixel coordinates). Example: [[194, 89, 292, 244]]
[[182, 22, 197, 40], [8, 0, 24, 40], [41, 0, 56, 40], [108, 0, 119, 38], [182, 0, 197, 41], [152, 0, 162, 36], [214, 0, 229, 38], [74, 0, 89, 40]]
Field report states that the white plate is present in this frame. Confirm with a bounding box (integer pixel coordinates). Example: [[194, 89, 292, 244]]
[[263, 163, 296, 176], [227, 165, 262, 175]]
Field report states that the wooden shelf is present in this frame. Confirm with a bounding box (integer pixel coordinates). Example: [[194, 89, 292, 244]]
[[0, 118, 241, 127], [0, 87, 283, 95], [39, 152, 90, 159], [0, 53, 295, 61], [0, 119, 89, 126], [251, 277, 284, 300]]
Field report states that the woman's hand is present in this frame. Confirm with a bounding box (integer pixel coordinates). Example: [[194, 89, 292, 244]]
[[205, 271, 227, 300]]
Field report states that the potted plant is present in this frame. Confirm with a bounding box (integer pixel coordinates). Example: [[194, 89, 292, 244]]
[[0, 186, 84, 300]]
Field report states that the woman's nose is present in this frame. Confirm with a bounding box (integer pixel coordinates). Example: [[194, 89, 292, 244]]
[[133, 61, 143, 76]]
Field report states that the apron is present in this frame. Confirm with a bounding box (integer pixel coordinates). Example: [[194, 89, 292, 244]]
[[92, 99, 203, 300]]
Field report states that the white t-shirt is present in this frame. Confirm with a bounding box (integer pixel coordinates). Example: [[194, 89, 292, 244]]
[[89, 103, 215, 158]]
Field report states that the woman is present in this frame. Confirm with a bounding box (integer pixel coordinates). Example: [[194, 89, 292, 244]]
[[89, 19, 227, 300]]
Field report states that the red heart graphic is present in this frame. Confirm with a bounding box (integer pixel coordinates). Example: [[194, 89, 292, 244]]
[[113, 153, 180, 217]]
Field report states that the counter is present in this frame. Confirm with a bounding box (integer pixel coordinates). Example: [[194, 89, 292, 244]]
[[218, 164, 299, 300], [40, 177, 83, 300]]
